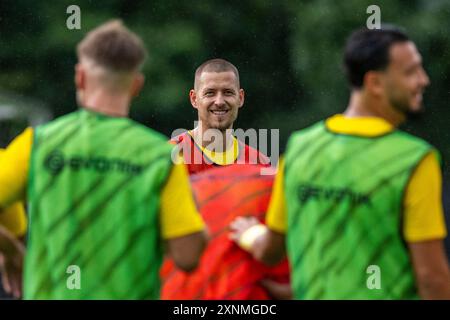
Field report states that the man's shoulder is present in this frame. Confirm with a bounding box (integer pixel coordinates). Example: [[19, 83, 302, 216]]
[[129, 120, 168, 141], [169, 130, 192, 145], [35, 110, 82, 137], [291, 120, 326, 139], [40, 110, 79, 126], [393, 129, 434, 148], [239, 141, 271, 166]]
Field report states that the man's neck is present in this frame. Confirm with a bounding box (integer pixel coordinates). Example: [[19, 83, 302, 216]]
[[344, 90, 405, 127], [82, 90, 130, 117], [192, 126, 234, 153]]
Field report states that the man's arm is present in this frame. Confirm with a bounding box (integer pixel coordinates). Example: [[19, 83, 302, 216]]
[[408, 240, 450, 299], [229, 217, 291, 299], [0, 128, 33, 210], [403, 152, 450, 299], [160, 162, 207, 272], [259, 278, 292, 300], [0, 225, 24, 298], [254, 229, 286, 265], [0, 202, 27, 238], [0, 129, 33, 298], [166, 230, 208, 272]]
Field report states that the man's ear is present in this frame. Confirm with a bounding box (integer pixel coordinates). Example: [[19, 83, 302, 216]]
[[239, 89, 245, 108], [130, 73, 145, 97], [364, 71, 385, 97], [189, 89, 198, 109], [74, 63, 85, 91]]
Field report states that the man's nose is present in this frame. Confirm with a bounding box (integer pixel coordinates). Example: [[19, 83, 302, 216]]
[[214, 93, 225, 106], [420, 68, 430, 87]]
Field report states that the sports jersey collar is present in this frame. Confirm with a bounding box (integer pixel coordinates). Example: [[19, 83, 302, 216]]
[[325, 114, 394, 137], [188, 130, 239, 165], [80, 107, 127, 119]]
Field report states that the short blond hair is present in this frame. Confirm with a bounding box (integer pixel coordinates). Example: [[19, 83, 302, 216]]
[[194, 58, 240, 90], [77, 20, 147, 72]]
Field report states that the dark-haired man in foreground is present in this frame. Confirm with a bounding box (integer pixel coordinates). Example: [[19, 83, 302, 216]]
[[231, 26, 450, 299]]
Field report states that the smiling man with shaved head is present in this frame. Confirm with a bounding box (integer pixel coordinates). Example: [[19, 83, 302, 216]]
[[171, 58, 270, 174]]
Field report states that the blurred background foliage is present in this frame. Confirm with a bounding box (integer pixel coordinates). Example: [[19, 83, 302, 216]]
[[0, 1, 449, 192]]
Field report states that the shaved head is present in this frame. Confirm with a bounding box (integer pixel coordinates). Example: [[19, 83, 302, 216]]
[[194, 58, 240, 90]]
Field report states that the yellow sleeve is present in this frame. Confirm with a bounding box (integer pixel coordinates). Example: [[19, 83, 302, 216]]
[[0, 202, 27, 237], [0, 127, 33, 208], [266, 157, 287, 233], [403, 152, 447, 242], [159, 163, 205, 239]]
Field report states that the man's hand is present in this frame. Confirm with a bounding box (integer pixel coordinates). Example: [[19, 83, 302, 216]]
[[260, 279, 292, 300], [229, 216, 261, 246], [0, 225, 25, 299], [229, 216, 286, 266]]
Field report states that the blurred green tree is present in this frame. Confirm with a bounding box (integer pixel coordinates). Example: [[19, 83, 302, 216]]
[[0, 0, 448, 173]]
